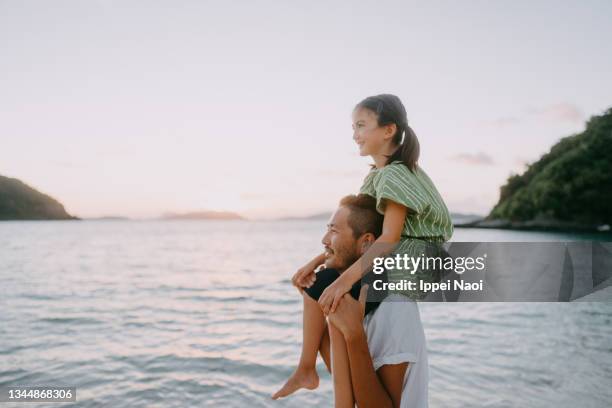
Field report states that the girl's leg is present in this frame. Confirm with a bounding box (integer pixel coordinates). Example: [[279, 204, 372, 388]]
[[329, 321, 355, 408], [319, 326, 331, 373], [272, 293, 326, 399]]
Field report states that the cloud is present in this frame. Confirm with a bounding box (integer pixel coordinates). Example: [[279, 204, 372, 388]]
[[525, 103, 584, 123], [482, 103, 584, 128], [450, 152, 495, 166]]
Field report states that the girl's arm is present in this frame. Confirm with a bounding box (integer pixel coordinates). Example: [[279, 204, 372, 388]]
[[318, 200, 407, 314]]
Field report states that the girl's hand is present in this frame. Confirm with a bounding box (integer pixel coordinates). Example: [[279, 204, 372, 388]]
[[318, 274, 353, 315], [291, 263, 319, 291], [327, 285, 369, 339]]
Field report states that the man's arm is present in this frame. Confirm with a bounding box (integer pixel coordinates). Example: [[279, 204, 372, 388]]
[[344, 329, 408, 408], [327, 289, 408, 408], [377, 362, 409, 408]]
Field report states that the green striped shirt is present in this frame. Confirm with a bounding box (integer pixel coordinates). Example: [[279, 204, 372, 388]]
[[359, 161, 454, 243]]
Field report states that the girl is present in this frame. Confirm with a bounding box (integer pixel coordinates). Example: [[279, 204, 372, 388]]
[[272, 94, 453, 404]]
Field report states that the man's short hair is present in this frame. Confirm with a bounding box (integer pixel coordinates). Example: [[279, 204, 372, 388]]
[[339, 194, 384, 239]]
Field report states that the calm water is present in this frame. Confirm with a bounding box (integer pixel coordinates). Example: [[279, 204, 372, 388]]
[[1, 220, 611, 407]]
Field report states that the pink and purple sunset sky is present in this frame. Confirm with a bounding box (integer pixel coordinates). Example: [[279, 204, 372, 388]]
[[1, 0, 611, 219]]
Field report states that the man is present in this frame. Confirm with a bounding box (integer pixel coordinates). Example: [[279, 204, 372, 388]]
[[301, 194, 429, 408]]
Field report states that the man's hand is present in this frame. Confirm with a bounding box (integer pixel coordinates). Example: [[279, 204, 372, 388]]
[[327, 285, 368, 339]]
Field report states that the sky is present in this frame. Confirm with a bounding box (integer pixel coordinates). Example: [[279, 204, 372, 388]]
[[1, 0, 611, 219]]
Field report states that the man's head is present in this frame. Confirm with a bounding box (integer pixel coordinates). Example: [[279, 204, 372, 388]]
[[321, 194, 384, 271]]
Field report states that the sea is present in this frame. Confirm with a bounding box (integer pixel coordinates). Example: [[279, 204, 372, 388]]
[[1, 220, 611, 407]]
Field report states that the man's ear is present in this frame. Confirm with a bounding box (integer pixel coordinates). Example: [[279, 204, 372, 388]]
[[359, 233, 376, 253]]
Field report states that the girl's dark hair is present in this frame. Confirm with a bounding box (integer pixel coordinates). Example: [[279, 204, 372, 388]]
[[355, 94, 420, 172]]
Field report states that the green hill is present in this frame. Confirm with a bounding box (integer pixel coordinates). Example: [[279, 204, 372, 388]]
[[0, 175, 76, 220], [488, 108, 612, 228]]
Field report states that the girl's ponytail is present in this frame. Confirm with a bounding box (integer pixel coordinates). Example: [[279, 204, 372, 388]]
[[399, 124, 420, 172], [385, 123, 420, 172]]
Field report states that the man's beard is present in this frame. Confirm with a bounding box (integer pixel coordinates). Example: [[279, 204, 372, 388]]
[[326, 243, 359, 272]]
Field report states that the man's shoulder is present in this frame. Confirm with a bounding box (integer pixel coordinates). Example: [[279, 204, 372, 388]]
[[364, 295, 424, 337], [372, 295, 420, 317]]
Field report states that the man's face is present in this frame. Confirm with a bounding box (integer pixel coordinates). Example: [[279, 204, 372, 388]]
[[321, 207, 360, 271]]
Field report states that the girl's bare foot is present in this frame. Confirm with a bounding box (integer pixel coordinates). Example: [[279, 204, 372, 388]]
[[271, 366, 319, 400]]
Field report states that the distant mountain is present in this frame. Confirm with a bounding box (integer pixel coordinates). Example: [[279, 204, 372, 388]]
[[483, 108, 612, 231], [161, 211, 245, 220], [277, 212, 333, 221], [450, 212, 483, 224], [0, 175, 77, 220], [86, 216, 130, 221]]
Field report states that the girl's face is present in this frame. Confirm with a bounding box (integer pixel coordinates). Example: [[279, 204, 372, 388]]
[[351, 107, 395, 157]]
